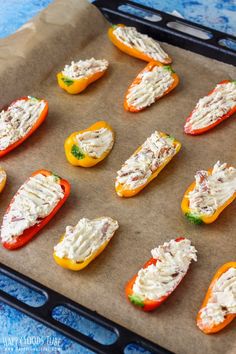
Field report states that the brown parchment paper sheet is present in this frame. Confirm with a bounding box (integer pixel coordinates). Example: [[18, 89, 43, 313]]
[[0, 1, 235, 353]]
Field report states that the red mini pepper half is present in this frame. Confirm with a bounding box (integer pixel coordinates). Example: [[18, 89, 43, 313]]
[[1, 169, 70, 250], [184, 80, 236, 135], [125, 237, 188, 311], [0, 96, 48, 157]]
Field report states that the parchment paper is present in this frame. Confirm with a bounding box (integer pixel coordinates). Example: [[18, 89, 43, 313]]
[[0, 1, 235, 353]]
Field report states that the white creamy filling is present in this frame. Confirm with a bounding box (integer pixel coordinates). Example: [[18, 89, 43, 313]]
[[62, 58, 109, 80], [185, 82, 236, 130], [200, 267, 236, 328], [1, 174, 64, 243], [76, 127, 114, 158], [0, 97, 46, 151], [126, 66, 174, 109], [0, 169, 6, 184], [113, 26, 169, 62], [54, 217, 119, 262], [188, 161, 236, 216], [116, 132, 176, 190], [132, 239, 197, 301]]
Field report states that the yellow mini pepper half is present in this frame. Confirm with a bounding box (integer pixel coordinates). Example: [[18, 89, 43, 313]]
[[0, 167, 7, 193], [53, 237, 111, 271], [115, 132, 181, 197], [64, 121, 114, 167], [53, 217, 118, 271], [181, 168, 236, 224], [57, 70, 107, 95]]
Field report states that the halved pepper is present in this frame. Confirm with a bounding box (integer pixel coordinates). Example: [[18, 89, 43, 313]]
[[181, 167, 236, 224], [53, 238, 111, 271], [124, 62, 179, 112], [64, 121, 114, 167], [115, 132, 181, 197], [108, 24, 172, 64], [53, 217, 118, 271], [184, 80, 236, 135], [126, 237, 187, 311], [1, 169, 70, 250], [57, 66, 107, 95], [0, 96, 48, 158], [0, 167, 7, 193], [197, 262, 236, 334]]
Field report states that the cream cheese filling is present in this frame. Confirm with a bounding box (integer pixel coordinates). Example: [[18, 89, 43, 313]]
[[113, 26, 169, 62], [54, 217, 119, 262], [188, 161, 236, 216], [1, 174, 64, 243], [199, 267, 236, 328], [132, 239, 197, 301], [185, 82, 236, 131], [126, 66, 174, 110], [0, 169, 6, 184], [62, 58, 109, 80], [0, 97, 46, 151], [76, 127, 114, 158], [116, 132, 176, 191]]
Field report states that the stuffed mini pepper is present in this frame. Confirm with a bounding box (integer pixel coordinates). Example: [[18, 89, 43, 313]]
[[0, 167, 7, 193], [57, 58, 109, 94], [181, 161, 236, 224], [108, 24, 172, 64], [115, 131, 181, 197], [65, 121, 114, 167], [53, 217, 119, 270], [0, 96, 48, 157], [184, 80, 236, 135], [124, 62, 179, 112], [0, 170, 70, 250], [126, 238, 197, 311], [197, 262, 236, 334]]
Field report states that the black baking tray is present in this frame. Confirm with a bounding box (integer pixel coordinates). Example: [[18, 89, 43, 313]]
[[94, 0, 236, 66], [0, 262, 173, 354], [1, 1, 235, 354]]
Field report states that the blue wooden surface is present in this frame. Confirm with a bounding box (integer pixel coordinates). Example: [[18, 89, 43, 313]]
[[0, 1, 235, 353]]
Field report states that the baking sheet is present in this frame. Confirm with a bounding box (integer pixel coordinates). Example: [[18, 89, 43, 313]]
[[0, 1, 236, 353]]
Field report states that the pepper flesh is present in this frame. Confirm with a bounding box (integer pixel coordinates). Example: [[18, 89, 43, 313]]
[[124, 62, 179, 112], [197, 262, 236, 334], [64, 121, 114, 167], [53, 237, 111, 271], [0, 167, 7, 193], [1, 169, 70, 250], [115, 132, 181, 197], [57, 69, 107, 95], [0, 96, 48, 158], [108, 24, 172, 65], [184, 80, 236, 135], [125, 237, 186, 311], [181, 167, 236, 224]]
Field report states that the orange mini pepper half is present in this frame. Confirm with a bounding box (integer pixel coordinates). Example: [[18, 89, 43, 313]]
[[197, 262, 236, 334], [1, 169, 70, 250], [184, 80, 236, 135], [0, 96, 48, 158], [124, 62, 179, 112], [0, 167, 7, 193], [181, 167, 236, 224], [108, 24, 172, 65], [125, 237, 187, 311], [64, 121, 114, 167], [57, 67, 107, 95], [115, 132, 181, 197]]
